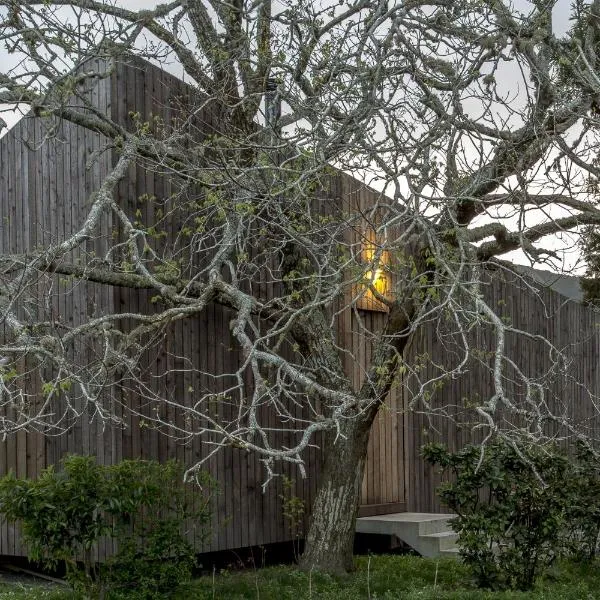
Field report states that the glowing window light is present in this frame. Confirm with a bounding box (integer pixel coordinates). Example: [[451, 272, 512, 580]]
[[356, 230, 391, 312]]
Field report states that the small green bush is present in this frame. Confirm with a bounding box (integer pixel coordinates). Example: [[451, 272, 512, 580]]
[[0, 455, 214, 599], [561, 442, 600, 561], [423, 440, 571, 591]]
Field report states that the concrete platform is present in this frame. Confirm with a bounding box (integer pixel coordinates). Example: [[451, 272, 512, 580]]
[[356, 512, 458, 558]]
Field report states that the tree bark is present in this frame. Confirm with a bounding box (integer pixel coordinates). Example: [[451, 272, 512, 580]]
[[299, 412, 375, 573], [300, 308, 417, 572]]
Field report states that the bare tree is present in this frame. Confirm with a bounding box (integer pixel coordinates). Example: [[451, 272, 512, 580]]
[[3, 0, 600, 573]]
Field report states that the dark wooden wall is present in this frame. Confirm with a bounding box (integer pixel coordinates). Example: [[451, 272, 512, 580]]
[[0, 56, 598, 559], [404, 269, 600, 513], [104, 58, 408, 545], [0, 57, 114, 556], [0, 57, 406, 558]]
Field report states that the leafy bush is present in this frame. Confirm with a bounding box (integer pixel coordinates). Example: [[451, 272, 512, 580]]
[[423, 440, 571, 591], [561, 442, 600, 561], [0, 456, 214, 599]]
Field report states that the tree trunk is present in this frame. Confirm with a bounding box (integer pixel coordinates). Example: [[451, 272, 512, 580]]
[[299, 412, 375, 573], [300, 239, 426, 573], [299, 288, 422, 572]]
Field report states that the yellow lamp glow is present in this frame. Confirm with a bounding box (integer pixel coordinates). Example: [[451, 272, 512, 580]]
[[357, 232, 391, 312], [364, 269, 387, 293]]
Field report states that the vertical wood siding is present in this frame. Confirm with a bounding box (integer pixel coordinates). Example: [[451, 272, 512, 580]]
[[0, 56, 598, 558], [404, 270, 600, 512]]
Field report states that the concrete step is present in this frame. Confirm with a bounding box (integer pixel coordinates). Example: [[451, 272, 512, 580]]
[[356, 512, 459, 558], [439, 547, 461, 558], [417, 516, 456, 536], [421, 531, 459, 551]]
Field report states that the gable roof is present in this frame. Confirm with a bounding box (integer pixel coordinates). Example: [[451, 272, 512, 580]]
[[510, 264, 583, 303]]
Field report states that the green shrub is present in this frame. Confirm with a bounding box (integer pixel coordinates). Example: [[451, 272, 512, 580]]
[[561, 442, 600, 561], [0, 456, 215, 599], [103, 459, 214, 599], [0, 455, 110, 592], [423, 440, 571, 591]]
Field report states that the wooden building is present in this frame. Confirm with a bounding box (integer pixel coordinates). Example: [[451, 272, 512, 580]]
[[0, 56, 599, 558]]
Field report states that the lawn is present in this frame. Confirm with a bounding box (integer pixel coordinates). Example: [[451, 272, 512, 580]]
[[0, 555, 599, 599]]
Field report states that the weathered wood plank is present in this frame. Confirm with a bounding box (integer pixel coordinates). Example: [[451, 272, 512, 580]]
[[1, 57, 600, 559]]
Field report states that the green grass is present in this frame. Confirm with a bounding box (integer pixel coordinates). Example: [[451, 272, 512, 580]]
[[0, 583, 75, 599], [1, 556, 600, 599], [174, 556, 600, 600]]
